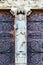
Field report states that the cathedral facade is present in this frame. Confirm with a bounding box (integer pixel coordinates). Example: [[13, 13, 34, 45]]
[[0, 0, 43, 65]]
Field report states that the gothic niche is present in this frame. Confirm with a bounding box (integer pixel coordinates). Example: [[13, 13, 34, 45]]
[[0, 10, 15, 65]]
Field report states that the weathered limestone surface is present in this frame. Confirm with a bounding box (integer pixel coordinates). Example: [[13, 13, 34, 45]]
[[15, 14, 27, 65], [0, 0, 43, 9]]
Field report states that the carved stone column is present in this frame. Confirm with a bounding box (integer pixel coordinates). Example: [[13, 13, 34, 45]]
[[11, 8, 31, 65], [15, 13, 27, 65]]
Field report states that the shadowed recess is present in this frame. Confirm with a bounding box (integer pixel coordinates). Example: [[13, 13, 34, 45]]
[[27, 10, 43, 65], [0, 10, 15, 65]]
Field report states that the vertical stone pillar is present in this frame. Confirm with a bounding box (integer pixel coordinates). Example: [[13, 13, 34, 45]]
[[15, 13, 27, 65], [11, 7, 31, 65]]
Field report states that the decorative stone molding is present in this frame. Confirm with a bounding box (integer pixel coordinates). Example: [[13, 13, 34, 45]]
[[0, 0, 5, 3], [10, 7, 32, 16], [0, 0, 43, 15], [0, 0, 43, 10]]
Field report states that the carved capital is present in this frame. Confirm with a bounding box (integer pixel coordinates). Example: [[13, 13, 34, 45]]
[[10, 7, 32, 15]]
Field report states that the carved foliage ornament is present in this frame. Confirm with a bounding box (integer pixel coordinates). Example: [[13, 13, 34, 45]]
[[0, 0, 43, 9]]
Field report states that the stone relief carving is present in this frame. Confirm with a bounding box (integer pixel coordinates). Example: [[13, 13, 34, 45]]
[[0, 0, 5, 2], [0, 0, 43, 9]]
